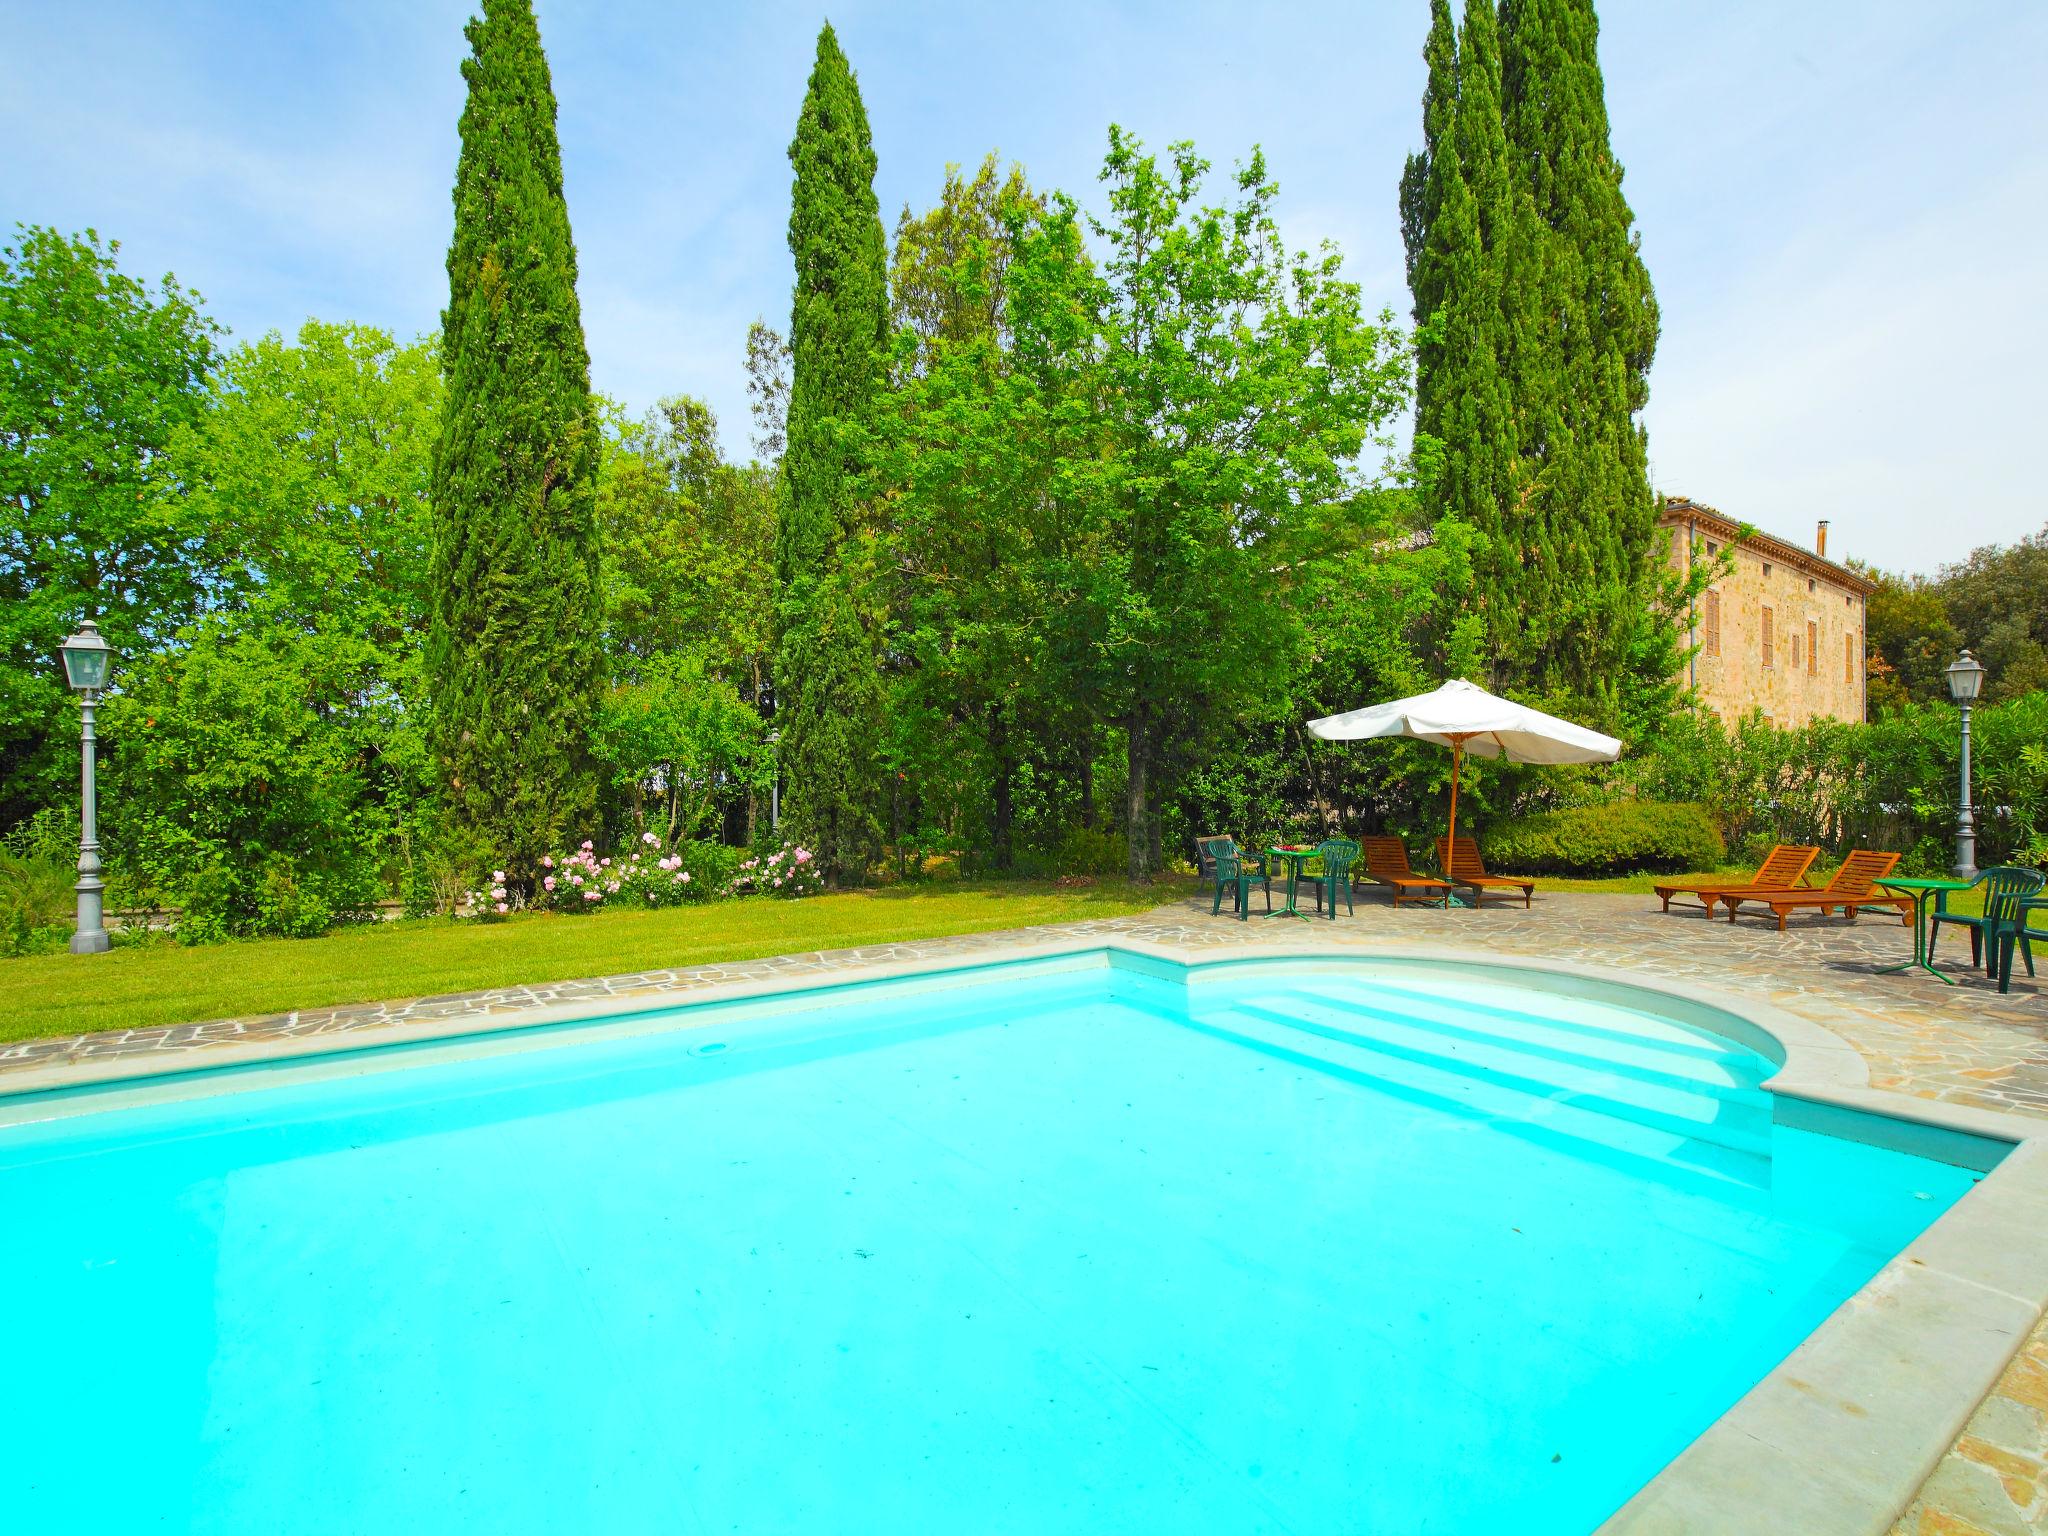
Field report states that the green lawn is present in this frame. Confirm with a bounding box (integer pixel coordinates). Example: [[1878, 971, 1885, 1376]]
[[0, 881, 1183, 1043], [5, 866, 1973, 1045]]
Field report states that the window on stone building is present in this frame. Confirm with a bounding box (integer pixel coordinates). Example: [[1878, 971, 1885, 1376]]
[[1763, 562, 1774, 579], [1703, 591, 1720, 657], [1807, 619, 1817, 675], [1762, 606, 1774, 668], [1791, 633, 1801, 671]]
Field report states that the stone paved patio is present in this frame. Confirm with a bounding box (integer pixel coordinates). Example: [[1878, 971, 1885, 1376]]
[[10, 890, 2044, 1111], [6, 887, 2046, 1532]]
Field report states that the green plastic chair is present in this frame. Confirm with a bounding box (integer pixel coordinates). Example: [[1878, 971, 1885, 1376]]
[[1996, 888, 2048, 994], [1200, 836, 1270, 921], [1302, 837, 1361, 919], [1933, 866, 2046, 976]]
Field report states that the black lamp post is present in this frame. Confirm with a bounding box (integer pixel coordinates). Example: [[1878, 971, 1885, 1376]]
[[1944, 649, 1985, 881], [58, 620, 115, 954]]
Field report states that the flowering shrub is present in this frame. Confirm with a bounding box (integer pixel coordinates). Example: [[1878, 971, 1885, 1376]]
[[529, 833, 717, 913], [455, 869, 513, 922], [449, 833, 801, 920], [735, 841, 824, 898]]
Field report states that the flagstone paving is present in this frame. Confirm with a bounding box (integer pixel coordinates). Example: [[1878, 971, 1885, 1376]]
[[5, 888, 2045, 1531]]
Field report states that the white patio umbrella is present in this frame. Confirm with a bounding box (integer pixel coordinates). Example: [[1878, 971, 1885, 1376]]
[[1305, 679, 1622, 865]]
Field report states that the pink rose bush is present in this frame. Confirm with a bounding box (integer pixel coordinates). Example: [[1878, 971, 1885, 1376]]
[[526, 831, 727, 913], [455, 833, 779, 920], [734, 842, 823, 899]]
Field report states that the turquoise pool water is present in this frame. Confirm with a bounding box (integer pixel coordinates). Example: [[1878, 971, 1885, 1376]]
[[2, 956, 1979, 1534]]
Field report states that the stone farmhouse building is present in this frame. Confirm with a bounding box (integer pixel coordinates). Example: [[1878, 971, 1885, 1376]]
[[1660, 496, 1873, 727]]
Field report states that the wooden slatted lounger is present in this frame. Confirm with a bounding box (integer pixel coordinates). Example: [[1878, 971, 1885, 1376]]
[[1718, 850, 1912, 930], [1652, 844, 1819, 914], [1360, 837, 1453, 908], [1434, 836, 1535, 909]]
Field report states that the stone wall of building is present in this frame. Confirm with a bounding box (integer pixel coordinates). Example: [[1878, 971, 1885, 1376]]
[[1662, 506, 1869, 727]]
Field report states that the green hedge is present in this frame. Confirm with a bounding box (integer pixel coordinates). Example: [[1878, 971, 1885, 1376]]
[[1477, 801, 1726, 875]]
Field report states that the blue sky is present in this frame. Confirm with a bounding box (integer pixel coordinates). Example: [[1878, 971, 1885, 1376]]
[[4, 0, 2043, 575]]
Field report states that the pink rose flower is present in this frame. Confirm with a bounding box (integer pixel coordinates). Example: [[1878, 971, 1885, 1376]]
[[543, 875, 556, 891], [495, 901, 508, 914]]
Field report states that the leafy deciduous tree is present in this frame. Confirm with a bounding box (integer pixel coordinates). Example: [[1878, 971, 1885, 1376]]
[[0, 224, 220, 824]]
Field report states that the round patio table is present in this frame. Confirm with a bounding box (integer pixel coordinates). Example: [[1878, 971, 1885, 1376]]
[[1264, 846, 1318, 922], [1874, 875, 1974, 984]]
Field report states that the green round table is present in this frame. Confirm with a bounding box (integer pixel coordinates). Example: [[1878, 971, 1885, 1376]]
[[1874, 875, 1974, 984], [1264, 847, 1318, 922]]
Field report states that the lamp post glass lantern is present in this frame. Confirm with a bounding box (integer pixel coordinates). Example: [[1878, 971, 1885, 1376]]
[[1945, 650, 1985, 881], [58, 620, 116, 954]]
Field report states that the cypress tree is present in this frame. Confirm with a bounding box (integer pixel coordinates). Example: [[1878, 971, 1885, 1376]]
[[1404, 0, 1524, 676], [775, 23, 887, 881], [429, 0, 603, 882], [1404, 0, 1659, 710], [1499, 0, 1660, 707]]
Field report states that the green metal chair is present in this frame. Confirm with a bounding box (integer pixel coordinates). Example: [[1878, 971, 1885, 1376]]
[[1302, 837, 1361, 919], [1932, 866, 2046, 976], [1199, 836, 1270, 921], [1996, 889, 2048, 994]]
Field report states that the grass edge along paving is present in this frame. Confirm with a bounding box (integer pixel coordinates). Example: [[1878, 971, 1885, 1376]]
[[4, 866, 1962, 1044], [0, 881, 1182, 1043]]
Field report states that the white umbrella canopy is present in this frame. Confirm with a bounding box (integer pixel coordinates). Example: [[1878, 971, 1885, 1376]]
[[1306, 679, 1622, 765], [1306, 680, 1622, 881]]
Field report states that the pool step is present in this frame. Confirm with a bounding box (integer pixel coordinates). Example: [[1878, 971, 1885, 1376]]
[[1328, 977, 1763, 1076], [1261, 986, 1758, 1100], [1234, 995, 1771, 1162], [1183, 1008, 1770, 1194]]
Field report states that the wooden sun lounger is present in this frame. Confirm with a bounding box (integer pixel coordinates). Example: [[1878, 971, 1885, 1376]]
[[1652, 845, 1819, 914], [1360, 837, 1453, 908], [1718, 850, 1911, 930], [1434, 836, 1534, 908]]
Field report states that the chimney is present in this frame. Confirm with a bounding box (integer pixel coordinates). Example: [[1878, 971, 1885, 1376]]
[[1816, 520, 1829, 558]]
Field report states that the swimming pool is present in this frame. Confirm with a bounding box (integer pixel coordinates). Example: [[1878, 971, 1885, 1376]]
[[0, 951, 1994, 1532]]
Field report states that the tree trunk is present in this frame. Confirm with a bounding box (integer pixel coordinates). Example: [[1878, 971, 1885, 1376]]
[[1125, 704, 1152, 880], [1078, 741, 1095, 830], [989, 703, 1014, 871]]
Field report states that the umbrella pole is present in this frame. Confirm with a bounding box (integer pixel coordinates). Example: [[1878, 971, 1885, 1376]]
[[1447, 739, 1463, 852], [1445, 736, 1467, 908]]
